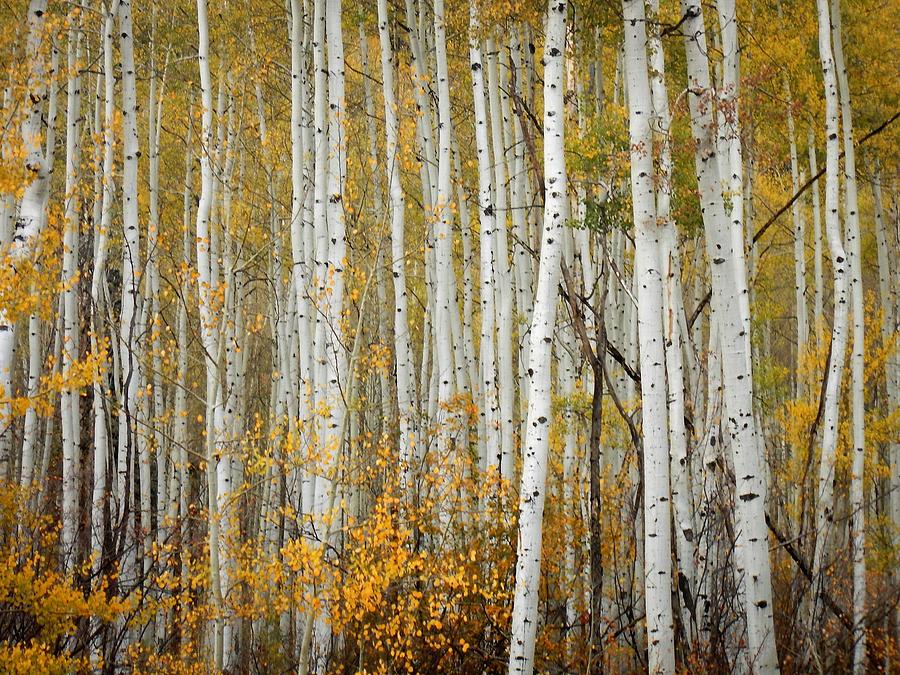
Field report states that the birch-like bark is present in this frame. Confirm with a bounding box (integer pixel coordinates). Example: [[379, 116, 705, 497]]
[[809, 0, 850, 649], [60, 17, 83, 572], [377, 0, 417, 481], [622, 1, 676, 668], [0, 0, 49, 482], [680, 1, 779, 669], [486, 40, 516, 480], [647, 0, 695, 646], [508, 3, 567, 671], [90, 1, 120, 597], [808, 128, 824, 342], [290, 0, 314, 519], [469, 10, 501, 474], [785, 89, 809, 388], [433, 0, 457, 446], [195, 0, 227, 666], [830, 1, 866, 666], [873, 161, 900, 647], [115, 1, 143, 580]]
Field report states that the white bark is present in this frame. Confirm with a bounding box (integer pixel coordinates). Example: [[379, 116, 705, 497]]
[[116, 0, 143, 576], [808, 128, 824, 342], [680, 1, 779, 670], [786, 92, 809, 385], [647, 0, 695, 646], [468, 10, 501, 474], [377, 0, 417, 481], [60, 18, 84, 572], [486, 40, 516, 481], [0, 0, 49, 482], [873, 162, 900, 647], [830, 0, 866, 667], [508, 2, 567, 671], [195, 0, 227, 665], [433, 0, 458, 452], [622, 0, 676, 668], [810, 0, 850, 649]]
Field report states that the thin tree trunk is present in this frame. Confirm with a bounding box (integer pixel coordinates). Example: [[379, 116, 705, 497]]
[[508, 3, 567, 671], [830, 1, 866, 667], [622, 0, 676, 669], [809, 0, 850, 655], [680, 1, 779, 669]]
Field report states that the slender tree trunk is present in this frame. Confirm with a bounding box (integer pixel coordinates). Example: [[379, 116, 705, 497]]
[[0, 0, 49, 482], [647, 0, 695, 648], [60, 16, 84, 573], [809, 0, 850, 655], [377, 0, 417, 485], [680, 1, 779, 670], [468, 9, 501, 476], [508, 3, 567, 671], [830, 1, 866, 667], [808, 128, 824, 344], [622, 0, 676, 669]]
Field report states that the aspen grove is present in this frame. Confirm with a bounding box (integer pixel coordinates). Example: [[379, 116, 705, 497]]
[[1, 0, 899, 672]]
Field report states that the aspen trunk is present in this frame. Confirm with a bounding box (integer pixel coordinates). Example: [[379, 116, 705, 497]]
[[680, 1, 779, 669], [622, 0, 676, 668], [377, 0, 417, 482], [809, 0, 850, 653], [508, 3, 567, 671], [830, 0, 866, 667]]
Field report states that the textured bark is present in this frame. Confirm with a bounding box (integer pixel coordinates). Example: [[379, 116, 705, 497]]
[[647, 0, 695, 647], [622, 0, 676, 669], [508, 3, 567, 672], [0, 0, 49, 481], [829, 1, 866, 667], [468, 10, 501, 477], [377, 0, 417, 484], [680, 1, 779, 670], [60, 20, 83, 572], [810, 0, 850, 654]]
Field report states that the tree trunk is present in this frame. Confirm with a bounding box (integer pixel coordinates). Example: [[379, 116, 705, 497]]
[[508, 2, 567, 671]]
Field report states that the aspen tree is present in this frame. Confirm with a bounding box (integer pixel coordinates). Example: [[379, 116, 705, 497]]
[[785, 87, 809, 387], [621, 0, 676, 668], [872, 162, 900, 647], [116, 0, 143, 576], [647, 0, 695, 644], [377, 0, 417, 480], [680, 0, 779, 669], [486, 40, 516, 480], [20, 39, 58, 508], [808, 129, 824, 341], [60, 12, 83, 572], [0, 0, 49, 482], [830, 0, 866, 666], [195, 0, 228, 665], [469, 7, 501, 475], [433, 0, 458, 449], [810, 0, 850, 649], [508, 3, 567, 671], [290, 0, 314, 516]]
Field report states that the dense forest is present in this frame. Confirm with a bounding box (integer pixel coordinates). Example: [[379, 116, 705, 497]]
[[0, 0, 897, 672]]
